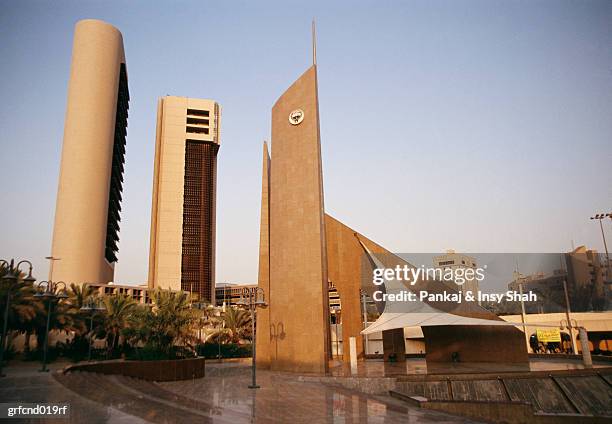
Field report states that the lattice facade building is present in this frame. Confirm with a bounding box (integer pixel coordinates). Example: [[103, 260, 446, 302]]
[[148, 97, 221, 304]]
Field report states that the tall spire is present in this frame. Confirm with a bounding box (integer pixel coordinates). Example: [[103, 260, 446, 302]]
[[312, 19, 317, 66]]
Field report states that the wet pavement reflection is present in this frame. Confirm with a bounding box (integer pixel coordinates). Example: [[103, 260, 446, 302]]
[[0, 361, 147, 424], [161, 363, 479, 423], [4, 358, 602, 423], [328, 357, 610, 377]]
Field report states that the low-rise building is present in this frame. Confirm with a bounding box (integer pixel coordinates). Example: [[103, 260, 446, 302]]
[[215, 283, 257, 307], [87, 282, 152, 304]]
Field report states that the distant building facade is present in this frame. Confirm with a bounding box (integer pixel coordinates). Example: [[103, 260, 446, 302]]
[[566, 246, 608, 311], [50, 19, 129, 284], [507, 270, 566, 314], [215, 283, 257, 308], [507, 246, 608, 313], [87, 282, 151, 304], [148, 97, 221, 304], [433, 250, 480, 296]]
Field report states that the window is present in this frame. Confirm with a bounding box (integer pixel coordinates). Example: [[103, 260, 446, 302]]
[[187, 108, 209, 117], [186, 117, 209, 126], [186, 126, 209, 134]]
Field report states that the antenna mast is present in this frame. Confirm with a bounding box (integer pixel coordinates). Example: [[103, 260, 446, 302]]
[[312, 19, 317, 66]]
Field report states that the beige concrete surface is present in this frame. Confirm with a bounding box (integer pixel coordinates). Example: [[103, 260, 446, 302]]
[[256, 142, 271, 368], [50, 19, 127, 285], [265, 65, 330, 374]]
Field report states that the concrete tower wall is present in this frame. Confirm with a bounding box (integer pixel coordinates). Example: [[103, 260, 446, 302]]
[[268, 65, 330, 373], [51, 19, 127, 284], [256, 142, 271, 368]]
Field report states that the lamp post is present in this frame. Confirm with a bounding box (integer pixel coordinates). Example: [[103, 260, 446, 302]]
[[191, 302, 208, 353], [517, 282, 531, 352], [0, 259, 36, 377], [220, 287, 228, 361], [34, 280, 68, 372], [590, 213, 612, 284], [561, 280, 578, 354], [80, 297, 106, 361], [361, 290, 372, 356], [216, 307, 223, 361], [44, 256, 61, 283], [236, 287, 267, 389]]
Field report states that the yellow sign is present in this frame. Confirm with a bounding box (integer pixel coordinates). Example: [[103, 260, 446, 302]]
[[536, 328, 561, 343]]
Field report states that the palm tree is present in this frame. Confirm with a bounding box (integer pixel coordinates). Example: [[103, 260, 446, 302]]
[[60, 283, 99, 355], [65, 284, 97, 336], [126, 289, 197, 357], [66, 284, 96, 311], [0, 265, 42, 355], [208, 307, 252, 344], [100, 294, 137, 357], [33, 286, 78, 356], [13, 284, 44, 354]]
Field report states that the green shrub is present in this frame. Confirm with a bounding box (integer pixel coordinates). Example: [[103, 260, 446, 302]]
[[126, 344, 197, 361], [2, 341, 17, 361], [24, 346, 60, 362], [57, 338, 89, 362], [196, 342, 251, 359]]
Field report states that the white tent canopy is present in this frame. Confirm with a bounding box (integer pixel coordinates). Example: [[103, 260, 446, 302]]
[[361, 312, 557, 335]]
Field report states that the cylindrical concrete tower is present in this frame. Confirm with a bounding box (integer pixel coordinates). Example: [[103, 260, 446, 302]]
[[50, 19, 129, 284]]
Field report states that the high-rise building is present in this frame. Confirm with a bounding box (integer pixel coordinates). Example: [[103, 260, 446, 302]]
[[148, 96, 221, 304], [50, 19, 129, 284]]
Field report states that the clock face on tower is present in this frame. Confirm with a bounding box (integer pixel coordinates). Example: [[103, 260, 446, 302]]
[[289, 109, 304, 125]]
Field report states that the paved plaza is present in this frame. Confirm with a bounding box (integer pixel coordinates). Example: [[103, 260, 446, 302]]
[[1, 358, 609, 423], [1, 360, 480, 423]]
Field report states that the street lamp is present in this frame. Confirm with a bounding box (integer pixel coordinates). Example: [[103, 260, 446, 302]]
[[590, 213, 612, 284], [191, 302, 208, 353], [236, 287, 267, 389], [215, 307, 223, 361], [0, 259, 35, 377], [34, 280, 68, 372], [560, 279, 578, 354], [44, 256, 61, 282], [80, 297, 106, 361]]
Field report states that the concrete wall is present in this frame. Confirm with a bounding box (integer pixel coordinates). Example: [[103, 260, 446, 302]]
[[423, 325, 528, 363], [64, 357, 206, 382]]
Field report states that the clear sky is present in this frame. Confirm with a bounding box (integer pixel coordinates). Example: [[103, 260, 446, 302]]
[[1, 0, 611, 286]]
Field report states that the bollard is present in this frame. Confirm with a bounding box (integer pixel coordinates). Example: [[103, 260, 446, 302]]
[[578, 327, 592, 368], [349, 337, 358, 375]]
